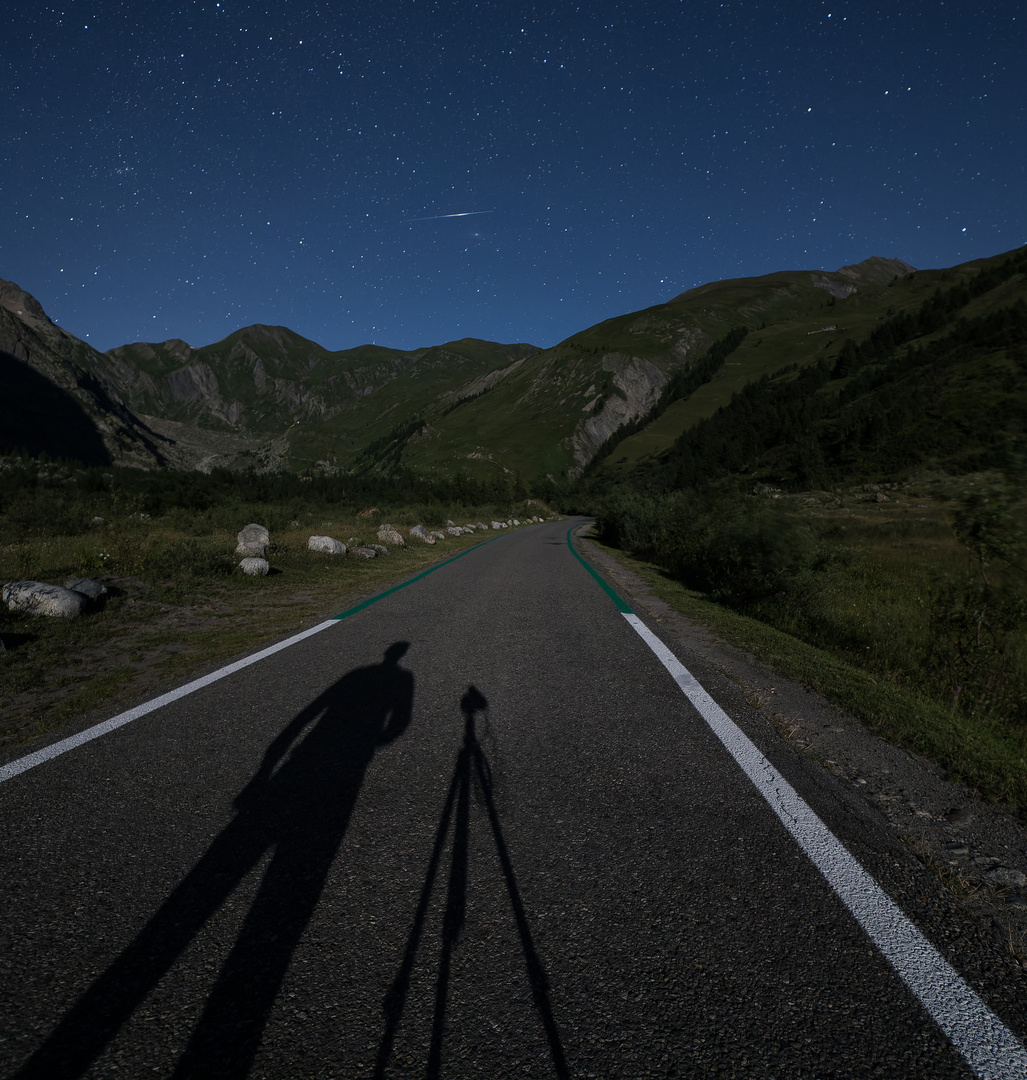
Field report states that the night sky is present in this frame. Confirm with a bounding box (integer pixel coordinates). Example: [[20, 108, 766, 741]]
[[3, 1, 1024, 354]]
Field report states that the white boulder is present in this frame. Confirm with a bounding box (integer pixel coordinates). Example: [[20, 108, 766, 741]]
[[377, 524, 405, 546], [236, 523, 270, 558], [3, 581, 85, 618], [239, 558, 270, 576], [64, 577, 109, 610], [308, 536, 347, 555]]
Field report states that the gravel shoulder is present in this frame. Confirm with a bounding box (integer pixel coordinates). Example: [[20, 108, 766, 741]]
[[579, 533, 1027, 972]]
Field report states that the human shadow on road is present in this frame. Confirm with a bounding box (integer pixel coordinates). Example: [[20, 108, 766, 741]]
[[374, 685, 569, 1079], [17, 642, 415, 1080]]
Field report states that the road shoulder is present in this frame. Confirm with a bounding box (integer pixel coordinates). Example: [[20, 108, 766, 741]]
[[0, 528, 513, 764], [576, 531, 1027, 976]]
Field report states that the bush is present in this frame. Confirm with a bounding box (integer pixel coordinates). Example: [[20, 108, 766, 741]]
[[686, 504, 814, 602], [929, 576, 1027, 728], [597, 489, 815, 602], [927, 480, 1027, 731]]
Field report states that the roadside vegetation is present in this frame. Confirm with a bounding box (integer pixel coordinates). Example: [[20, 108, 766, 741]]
[[5, 244, 1025, 811], [0, 456, 550, 755], [584, 476, 1027, 807], [571, 245, 1027, 807]]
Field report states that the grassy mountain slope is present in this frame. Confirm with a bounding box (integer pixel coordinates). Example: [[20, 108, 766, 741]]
[[584, 247, 1027, 806], [105, 327, 408, 433], [102, 330, 540, 473], [593, 256, 958, 475], [94, 252, 922, 482], [374, 257, 920, 482], [610, 245, 1027, 491], [283, 339, 540, 472], [10, 246, 1023, 483]]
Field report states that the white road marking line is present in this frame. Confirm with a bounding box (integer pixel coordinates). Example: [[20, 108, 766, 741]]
[[623, 612, 1027, 1080], [0, 619, 339, 785], [0, 533, 509, 787]]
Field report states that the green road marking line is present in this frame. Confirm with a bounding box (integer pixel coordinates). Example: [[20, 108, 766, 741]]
[[565, 524, 633, 613], [332, 533, 504, 620], [0, 533, 510, 786]]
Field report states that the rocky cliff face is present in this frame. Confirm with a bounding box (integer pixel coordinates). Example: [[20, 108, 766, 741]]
[[435, 355, 529, 408], [0, 279, 173, 468], [102, 331, 510, 434], [567, 354, 669, 476], [104, 327, 341, 432], [560, 317, 711, 477]]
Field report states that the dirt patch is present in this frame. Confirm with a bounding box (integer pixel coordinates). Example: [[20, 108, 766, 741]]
[[0, 575, 329, 756]]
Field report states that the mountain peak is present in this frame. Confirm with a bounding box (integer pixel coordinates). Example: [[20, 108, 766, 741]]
[[835, 256, 916, 284], [0, 278, 52, 330]]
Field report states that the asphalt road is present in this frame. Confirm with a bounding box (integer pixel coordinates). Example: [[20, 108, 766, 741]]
[[0, 518, 1024, 1078]]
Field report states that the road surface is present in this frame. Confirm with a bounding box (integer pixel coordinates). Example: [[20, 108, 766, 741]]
[[0, 518, 1024, 1078]]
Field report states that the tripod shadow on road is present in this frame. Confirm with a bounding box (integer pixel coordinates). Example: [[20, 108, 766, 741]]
[[374, 685, 569, 1080], [17, 642, 415, 1080]]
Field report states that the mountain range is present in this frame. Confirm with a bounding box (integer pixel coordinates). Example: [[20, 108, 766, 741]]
[[2, 246, 1023, 484]]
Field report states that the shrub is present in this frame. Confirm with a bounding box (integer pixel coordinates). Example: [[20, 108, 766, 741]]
[[686, 504, 814, 602], [597, 489, 815, 603]]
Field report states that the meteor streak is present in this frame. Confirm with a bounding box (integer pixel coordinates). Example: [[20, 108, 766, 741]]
[[407, 210, 494, 221]]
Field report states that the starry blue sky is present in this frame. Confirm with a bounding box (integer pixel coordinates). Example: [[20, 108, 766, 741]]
[[2, 1, 1024, 353]]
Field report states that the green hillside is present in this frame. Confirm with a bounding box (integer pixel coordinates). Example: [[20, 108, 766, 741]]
[[359, 257, 923, 483], [284, 339, 540, 473], [593, 256, 969, 475], [87, 253, 927, 482], [17, 245, 1025, 486], [100, 330, 540, 472], [584, 246, 1027, 807], [605, 245, 1027, 490]]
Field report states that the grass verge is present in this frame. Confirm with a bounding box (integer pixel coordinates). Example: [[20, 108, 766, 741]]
[[0, 523, 516, 758], [586, 535, 1027, 810]]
